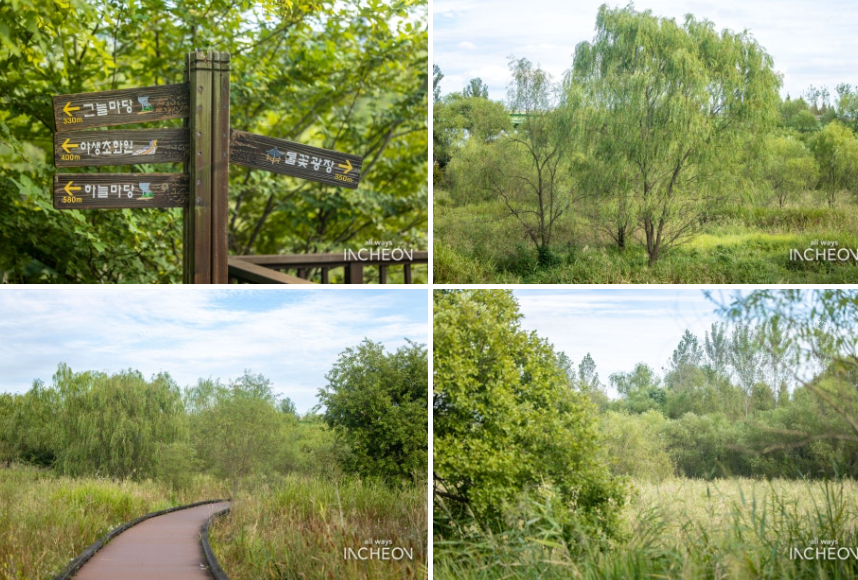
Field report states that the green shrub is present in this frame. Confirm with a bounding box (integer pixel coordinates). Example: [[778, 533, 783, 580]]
[[433, 290, 625, 540]]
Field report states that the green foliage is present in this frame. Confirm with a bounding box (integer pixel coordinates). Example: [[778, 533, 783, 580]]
[[433, 290, 624, 538], [0, 0, 427, 282], [463, 78, 490, 100], [835, 83, 858, 133], [52, 367, 187, 479], [318, 339, 428, 483], [433, 93, 510, 171], [762, 134, 819, 207], [601, 411, 674, 481], [187, 373, 284, 485], [571, 5, 781, 265]]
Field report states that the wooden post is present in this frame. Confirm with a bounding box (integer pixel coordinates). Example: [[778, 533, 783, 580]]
[[345, 263, 363, 284], [211, 52, 230, 283], [186, 51, 214, 283], [183, 54, 192, 283]]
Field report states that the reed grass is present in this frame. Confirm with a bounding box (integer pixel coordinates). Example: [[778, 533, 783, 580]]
[[209, 474, 427, 580], [434, 477, 858, 580], [0, 463, 228, 580]]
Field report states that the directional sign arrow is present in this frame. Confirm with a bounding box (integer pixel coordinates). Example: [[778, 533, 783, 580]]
[[228, 129, 363, 189], [62, 102, 80, 117], [53, 173, 189, 209], [53, 84, 190, 132], [60, 138, 78, 154], [53, 128, 189, 168], [63, 181, 81, 195]]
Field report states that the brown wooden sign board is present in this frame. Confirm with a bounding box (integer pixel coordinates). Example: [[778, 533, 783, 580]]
[[53, 173, 189, 209], [54, 128, 189, 167], [53, 83, 190, 132], [228, 129, 363, 189]]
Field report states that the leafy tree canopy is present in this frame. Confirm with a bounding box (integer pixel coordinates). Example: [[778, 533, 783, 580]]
[[433, 290, 624, 537], [318, 338, 428, 483]]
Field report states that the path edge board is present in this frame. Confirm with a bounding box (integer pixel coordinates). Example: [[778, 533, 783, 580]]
[[200, 506, 232, 580], [51, 498, 230, 580]]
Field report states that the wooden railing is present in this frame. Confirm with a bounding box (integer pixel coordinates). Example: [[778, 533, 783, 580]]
[[227, 251, 428, 284]]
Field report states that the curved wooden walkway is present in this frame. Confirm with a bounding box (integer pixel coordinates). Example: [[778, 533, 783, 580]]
[[73, 501, 231, 580]]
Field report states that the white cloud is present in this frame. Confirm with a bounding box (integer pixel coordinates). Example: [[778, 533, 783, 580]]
[[0, 288, 428, 413], [513, 289, 722, 398], [434, 0, 858, 102]]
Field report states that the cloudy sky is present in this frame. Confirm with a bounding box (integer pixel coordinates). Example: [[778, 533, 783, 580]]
[[0, 288, 428, 413], [513, 288, 736, 397], [434, 0, 858, 102]]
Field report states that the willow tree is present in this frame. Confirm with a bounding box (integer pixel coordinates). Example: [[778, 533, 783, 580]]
[[571, 6, 780, 264], [53, 368, 187, 479]]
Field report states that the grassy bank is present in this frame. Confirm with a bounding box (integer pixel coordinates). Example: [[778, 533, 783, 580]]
[[433, 190, 858, 283], [434, 477, 858, 580], [209, 474, 427, 580], [0, 464, 228, 580]]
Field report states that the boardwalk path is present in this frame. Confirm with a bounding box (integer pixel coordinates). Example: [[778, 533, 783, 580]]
[[73, 501, 231, 580]]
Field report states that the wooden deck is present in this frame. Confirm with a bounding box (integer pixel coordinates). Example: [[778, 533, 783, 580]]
[[73, 501, 231, 580]]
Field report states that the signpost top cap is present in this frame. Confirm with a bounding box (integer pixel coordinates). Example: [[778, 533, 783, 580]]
[[188, 50, 230, 72], [188, 50, 230, 62]]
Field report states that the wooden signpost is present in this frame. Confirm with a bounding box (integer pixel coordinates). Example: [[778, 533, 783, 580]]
[[49, 50, 363, 284]]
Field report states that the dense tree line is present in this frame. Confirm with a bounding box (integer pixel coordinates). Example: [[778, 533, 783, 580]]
[[434, 5, 858, 266], [569, 316, 858, 481], [0, 340, 427, 488]]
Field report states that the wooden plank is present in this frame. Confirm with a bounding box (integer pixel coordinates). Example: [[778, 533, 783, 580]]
[[227, 257, 315, 284], [53, 129, 189, 167], [229, 129, 363, 189], [53, 83, 189, 132], [189, 50, 213, 284], [53, 174, 188, 209], [211, 51, 230, 284], [238, 251, 429, 267]]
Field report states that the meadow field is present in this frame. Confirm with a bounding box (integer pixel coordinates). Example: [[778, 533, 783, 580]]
[[434, 477, 858, 580], [0, 465, 228, 579], [433, 189, 858, 284], [0, 466, 427, 580], [209, 475, 427, 580]]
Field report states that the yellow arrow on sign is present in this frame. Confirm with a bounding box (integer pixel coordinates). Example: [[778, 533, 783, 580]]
[[63, 181, 81, 196], [337, 159, 353, 175], [62, 102, 80, 117], [61, 138, 78, 154]]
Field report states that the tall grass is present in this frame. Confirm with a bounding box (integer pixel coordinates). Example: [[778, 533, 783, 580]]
[[209, 474, 427, 580], [434, 188, 858, 283], [0, 463, 228, 580], [434, 477, 858, 580]]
